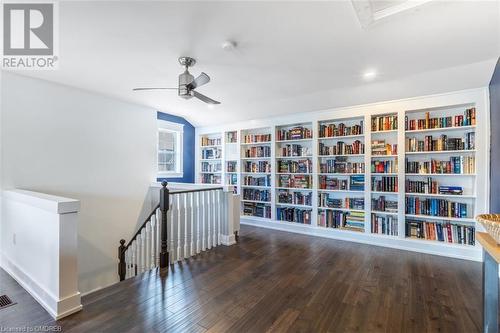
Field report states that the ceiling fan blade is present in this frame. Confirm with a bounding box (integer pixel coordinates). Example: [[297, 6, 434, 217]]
[[192, 90, 221, 105], [187, 72, 210, 90], [133, 87, 178, 91]]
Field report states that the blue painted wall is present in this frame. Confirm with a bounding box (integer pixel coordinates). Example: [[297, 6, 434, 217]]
[[157, 111, 195, 183], [489, 58, 500, 211]]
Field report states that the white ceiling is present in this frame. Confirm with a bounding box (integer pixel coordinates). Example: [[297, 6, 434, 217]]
[[14, 0, 500, 127]]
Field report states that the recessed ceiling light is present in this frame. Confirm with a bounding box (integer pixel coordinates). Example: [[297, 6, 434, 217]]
[[363, 70, 377, 80], [221, 40, 237, 51], [207, 104, 216, 109]]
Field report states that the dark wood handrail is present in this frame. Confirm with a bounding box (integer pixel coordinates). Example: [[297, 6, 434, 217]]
[[118, 182, 226, 281], [124, 203, 160, 250]]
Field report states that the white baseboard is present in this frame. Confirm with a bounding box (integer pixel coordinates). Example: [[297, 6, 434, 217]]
[[241, 217, 482, 262], [1, 255, 82, 319]]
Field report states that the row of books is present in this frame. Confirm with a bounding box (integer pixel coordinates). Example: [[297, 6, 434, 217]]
[[277, 144, 311, 157], [371, 215, 398, 236], [243, 202, 271, 218], [320, 158, 365, 174], [226, 174, 237, 185], [243, 188, 271, 202], [405, 108, 476, 131], [318, 210, 365, 231], [405, 220, 475, 245], [318, 175, 365, 191], [319, 121, 363, 138], [405, 156, 475, 174], [405, 178, 464, 195], [243, 134, 271, 144], [201, 137, 221, 146], [405, 197, 469, 218], [405, 133, 475, 152], [243, 175, 271, 187], [226, 161, 237, 172], [372, 115, 397, 132], [371, 160, 397, 173], [278, 175, 312, 189], [318, 194, 364, 210], [372, 140, 397, 156], [226, 131, 237, 143], [243, 146, 271, 158], [243, 161, 271, 173], [371, 176, 398, 192], [277, 207, 312, 224], [319, 140, 365, 156], [201, 162, 222, 172], [277, 159, 312, 174], [201, 174, 221, 184], [276, 126, 312, 141], [201, 147, 221, 159], [372, 196, 398, 212], [277, 190, 312, 206]]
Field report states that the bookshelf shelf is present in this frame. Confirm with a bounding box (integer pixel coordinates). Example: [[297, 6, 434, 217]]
[[276, 203, 312, 209], [371, 129, 398, 134], [405, 214, 475, 223], [318, 134, 364, 140], [405, 193, 476, 199], [371, 173, 398, 176], [242, 199, 271, 204], [405, 125, 476, 134], [405, 173, 476, 177], [371, 191, 398, 194], [275, 187, 313, 190], [240, 142, 272, 146], [371, 210, 398, 216], [276, 138, 313, 143], [276, 155, 313, 159], [318, 173, 364, 176], [241, 185, 271, 189], [317, 189, 363, 193], [319, 154, 364, 157], [319, 207, 365, 213], [241, 157, 271, 160], [405, 149, 476, 155]]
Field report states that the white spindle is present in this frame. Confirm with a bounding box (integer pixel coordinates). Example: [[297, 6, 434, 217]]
[[216, 190, 222, 245], [125, 248, 130, 278], [186, 192, 193, 258], [145, 221, 151, 270], [207, 190, 212, 250], [178, 193, 185, 259], [156, 208, 161, 266], [134, 237, 140, 276], [194, 191, 201, 254], [150, 214, 156, 269], [212, 190, 217, 247], [171, 196, 179, 263], [204, 190, 210, 251]]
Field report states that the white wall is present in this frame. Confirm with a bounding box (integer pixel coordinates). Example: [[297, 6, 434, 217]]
[[1, 72, 157, 294]]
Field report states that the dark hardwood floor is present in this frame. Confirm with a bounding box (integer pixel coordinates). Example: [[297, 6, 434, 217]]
[[0, 225, 482, 332]]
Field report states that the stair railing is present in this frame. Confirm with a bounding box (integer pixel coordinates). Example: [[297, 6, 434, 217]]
[[118, 181, 237, 281]]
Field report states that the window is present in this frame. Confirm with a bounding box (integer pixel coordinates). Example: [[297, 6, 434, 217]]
[[158, 120, 184, 178]]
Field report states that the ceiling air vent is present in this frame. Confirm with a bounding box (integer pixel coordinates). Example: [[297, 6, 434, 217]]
[[351, 0, 433, 28]]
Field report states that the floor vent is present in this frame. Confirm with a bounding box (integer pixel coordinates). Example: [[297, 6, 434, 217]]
[[0, 295, 16, 310]]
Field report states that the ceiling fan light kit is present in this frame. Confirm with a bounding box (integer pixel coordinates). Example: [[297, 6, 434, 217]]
[[133, 56, 220, 105]]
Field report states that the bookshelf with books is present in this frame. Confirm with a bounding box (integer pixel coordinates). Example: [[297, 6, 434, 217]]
[[317, 116, 366, 231], [370, 113, 400, 236], [224, 130, 239, 193], [197, 92, 486, 260], [404, 105, 477, 246], [275, 122, 314, 224], [240, 127, 273, 219], [200, 133, 222, 184]]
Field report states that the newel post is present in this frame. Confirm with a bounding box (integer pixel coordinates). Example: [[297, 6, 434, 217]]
[[118, 239, 126, 281], [160, 181, 170, 268]]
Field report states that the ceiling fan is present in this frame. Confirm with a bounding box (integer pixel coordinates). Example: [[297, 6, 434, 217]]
[[133, 57, 221, 105]]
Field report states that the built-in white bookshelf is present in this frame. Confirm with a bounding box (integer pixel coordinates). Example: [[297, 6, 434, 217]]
[[317, 116, 365, 232], [240, 127, 272, 219], [370, 113, 399, 237], [224, 130, 239, 193], [199, 133, 222, 184], [404, 104, 477, 247], [275, 122, 313, 225], [196, 93, 487, 260]]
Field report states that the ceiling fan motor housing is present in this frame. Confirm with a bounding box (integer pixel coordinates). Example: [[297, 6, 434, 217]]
[[178, 70, 194, 99]]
